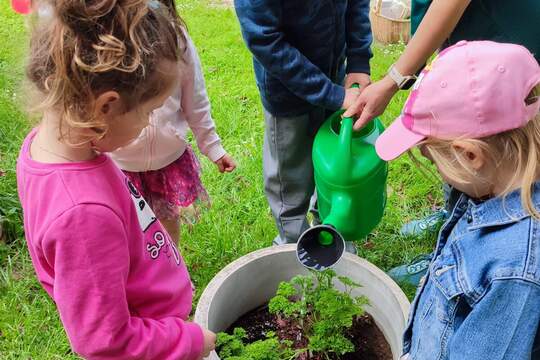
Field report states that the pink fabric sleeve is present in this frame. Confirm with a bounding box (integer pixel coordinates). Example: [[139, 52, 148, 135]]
[[42, 204, 203, 360], [181, 34, 226, 163]]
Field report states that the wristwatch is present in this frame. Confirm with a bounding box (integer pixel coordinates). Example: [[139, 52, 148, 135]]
[[388, 64, 417, 90]]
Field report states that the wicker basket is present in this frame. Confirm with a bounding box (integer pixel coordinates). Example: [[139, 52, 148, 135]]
[[370, 0, 411, 44]]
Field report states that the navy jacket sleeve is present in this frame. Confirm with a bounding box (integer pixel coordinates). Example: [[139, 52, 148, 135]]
[[234, 0, 345, 111], [346, 0, 373, 74], [448, 279, 540, 359]]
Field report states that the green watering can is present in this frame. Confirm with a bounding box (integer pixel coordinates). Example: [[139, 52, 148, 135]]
[[297, 90, 388, 270]]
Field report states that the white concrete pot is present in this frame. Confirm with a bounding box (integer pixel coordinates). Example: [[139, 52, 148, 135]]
[[195, 245, 410, 360]]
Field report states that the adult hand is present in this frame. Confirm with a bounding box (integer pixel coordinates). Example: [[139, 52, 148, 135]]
[[343, 76, 399, 130], [345, 73, 371, 90], [214, 154, 236, 173], [200, 328, 216, 359]]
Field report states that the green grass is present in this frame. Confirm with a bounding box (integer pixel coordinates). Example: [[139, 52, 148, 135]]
[[0, 0, 28, 252], [0, 1, 441, 358]]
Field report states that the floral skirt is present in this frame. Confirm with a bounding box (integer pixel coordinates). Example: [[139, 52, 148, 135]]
[[124, 146, 209, 223]]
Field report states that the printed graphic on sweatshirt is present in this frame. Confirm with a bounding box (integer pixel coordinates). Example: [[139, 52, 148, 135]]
[[146, 230, 181, 266], [125, 178, 181, 266], [126, 178, 157, 232]]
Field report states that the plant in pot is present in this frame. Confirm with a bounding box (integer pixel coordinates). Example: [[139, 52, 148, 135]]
[[194, 245, 409, 360], [216, 269, 391, 360]]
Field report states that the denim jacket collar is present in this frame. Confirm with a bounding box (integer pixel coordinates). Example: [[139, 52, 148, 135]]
[[465, 183, 540, 230]]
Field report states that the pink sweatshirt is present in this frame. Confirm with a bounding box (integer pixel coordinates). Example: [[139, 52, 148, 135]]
[[16, 130, 203, 360], [111, 32, 225, 172]]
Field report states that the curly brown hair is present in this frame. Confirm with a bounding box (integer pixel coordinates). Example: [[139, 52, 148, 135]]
[[27, 0, 187, 144]]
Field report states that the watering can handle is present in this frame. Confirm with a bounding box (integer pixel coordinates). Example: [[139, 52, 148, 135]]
[[336, 84, 360, 173], [341, 83, 360, 129]]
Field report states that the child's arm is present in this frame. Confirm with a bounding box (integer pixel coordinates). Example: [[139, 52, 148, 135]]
[[181, 33, 235, 172], [345, 0, 373, 89], [448, 279, 540, 358], [44, 205, 204, 360], [344, 0, 471, 128], [235, 0, 349, 111]]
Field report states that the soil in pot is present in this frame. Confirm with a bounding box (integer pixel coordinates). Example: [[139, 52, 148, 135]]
[[226, 304, 392, 360]]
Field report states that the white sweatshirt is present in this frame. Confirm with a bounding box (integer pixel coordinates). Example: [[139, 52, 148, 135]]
[[111, 32, 226, 172]]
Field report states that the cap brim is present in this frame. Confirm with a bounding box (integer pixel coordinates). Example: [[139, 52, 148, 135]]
[[376, 116, 426, 161]]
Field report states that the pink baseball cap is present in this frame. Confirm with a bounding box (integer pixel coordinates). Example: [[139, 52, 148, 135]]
[[376, 40, 540, 161]]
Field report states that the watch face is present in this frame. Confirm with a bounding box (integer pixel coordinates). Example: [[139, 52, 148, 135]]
[[402, 78, 417, 90]]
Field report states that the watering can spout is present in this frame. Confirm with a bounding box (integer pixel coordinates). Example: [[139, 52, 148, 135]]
[[296, 193, 351, 270], [297, 224, 345, 271], [323, 193, 353, 238]]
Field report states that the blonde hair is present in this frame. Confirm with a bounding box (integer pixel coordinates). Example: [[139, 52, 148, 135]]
[[26, 0, 187, 145], [417, 85, 540, 219]]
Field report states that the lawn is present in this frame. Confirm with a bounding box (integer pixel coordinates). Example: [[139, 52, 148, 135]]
[[0, 1, 440, 358]]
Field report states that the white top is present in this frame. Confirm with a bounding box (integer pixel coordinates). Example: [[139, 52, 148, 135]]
[[111, 32, 225, 172]]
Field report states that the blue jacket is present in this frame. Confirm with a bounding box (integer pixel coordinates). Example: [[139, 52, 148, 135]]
[[403, 188, 540, 359], [234, 0, 372, 117]]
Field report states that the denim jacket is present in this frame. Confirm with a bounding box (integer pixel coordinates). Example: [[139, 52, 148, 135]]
[[234, 0, 372, 117], [403, 186, 540, 360]]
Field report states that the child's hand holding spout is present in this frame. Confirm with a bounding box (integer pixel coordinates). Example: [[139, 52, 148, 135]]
[[341, 87, 361, 110]]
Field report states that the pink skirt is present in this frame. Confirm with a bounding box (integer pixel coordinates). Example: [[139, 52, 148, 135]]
[[123, 146, 209, 222]]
